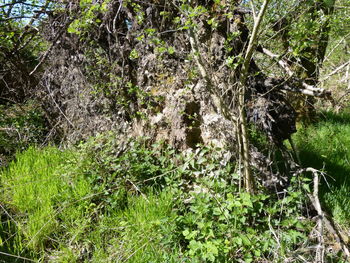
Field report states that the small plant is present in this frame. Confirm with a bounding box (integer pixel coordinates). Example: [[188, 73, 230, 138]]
[[176, 172, 311, 262]]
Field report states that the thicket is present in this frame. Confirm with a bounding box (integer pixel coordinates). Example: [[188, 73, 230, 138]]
[[1, 0, 350, 262], [0, 135, 324, 262]]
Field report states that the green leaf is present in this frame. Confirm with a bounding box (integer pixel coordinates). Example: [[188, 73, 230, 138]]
[[182, 229, 189, 237], [240, 192, 253, 207], [241, 235, 251, 246], [302, 183, 311, 193]]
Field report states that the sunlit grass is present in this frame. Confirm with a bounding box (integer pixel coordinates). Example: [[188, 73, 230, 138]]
[[1, 134, 344, 262], [0, 146, 183, 262], [293, 111, 350, 227], [0, 146, 94, 261], [1, 147, 71, 252]]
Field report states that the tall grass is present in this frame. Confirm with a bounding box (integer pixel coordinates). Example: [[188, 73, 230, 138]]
[[54, 191, 183, 263], [293, 111, 350, 227], [0, 146, 93, 260], [0, 145, 183, 262]]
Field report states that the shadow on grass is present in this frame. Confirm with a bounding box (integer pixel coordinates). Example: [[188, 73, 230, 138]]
[[295, 111, 350, 223], [317, 110, 350, 125], [298, 148, 350, 190], [298, 110, 350, 185]]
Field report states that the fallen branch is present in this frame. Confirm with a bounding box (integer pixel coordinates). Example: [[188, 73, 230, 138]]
[[295, 168, 350, 260], [309, 168, 325, 263], [259, 47, 333, 100], [320, 60, 350, 82]]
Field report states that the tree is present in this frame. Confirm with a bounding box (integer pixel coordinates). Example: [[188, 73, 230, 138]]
[[0, 0, 53, 103], [255, 0, 338, 119]]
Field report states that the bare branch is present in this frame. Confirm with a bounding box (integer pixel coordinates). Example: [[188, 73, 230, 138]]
[[295, 168, 350, 260], [321, 60, 350, 82], [0, 1, 49, 9], [0, 16, 32, 21], [259, 47, 333, 100], [237, 0, 271, 193]]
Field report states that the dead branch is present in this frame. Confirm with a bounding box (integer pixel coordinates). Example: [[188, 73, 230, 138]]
[[295, 168, 350, 261], [309, 168, 325, 263], [320, 60, 350, 82], [259, 47, 333, 100], [44, 82, 75, 129]]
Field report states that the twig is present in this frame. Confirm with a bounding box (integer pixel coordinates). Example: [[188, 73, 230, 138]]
[[113, 0, 123, 33], [324, 33, 350, 62], [320, 60, 350, 82], [268, 214, 281, 252], [295, 168, 350, 260], [29, 16, 72, 76], [0, 251, 35, 262], [187, 24, 236, 122], [259, 47, 333, 100], [45, 83, 75, 128], [0, 202, 19, 228], [126, 179, 149, 202], [121, 241, 149, 263], [29, 42, 54, 76]]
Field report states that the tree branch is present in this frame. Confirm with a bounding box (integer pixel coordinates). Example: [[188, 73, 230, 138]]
[[320, 60, 350, 82], [258, 47, 333, 100], [295, 168, 350, 261]]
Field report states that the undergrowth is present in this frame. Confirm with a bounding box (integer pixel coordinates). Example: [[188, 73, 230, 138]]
[[0, 132, 342, 262], [0, 101, 48, 166]]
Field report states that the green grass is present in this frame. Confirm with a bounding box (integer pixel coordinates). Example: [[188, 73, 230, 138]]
[[1, 134, 345, 262], [0, 146, 82, 260], [293, 111, 350, 227], [0, 145, 184, 262], [49, 190, 183, 262]]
